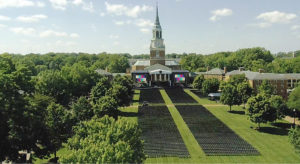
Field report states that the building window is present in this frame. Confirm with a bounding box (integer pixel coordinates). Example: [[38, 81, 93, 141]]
[[156, 51, 159, 58]]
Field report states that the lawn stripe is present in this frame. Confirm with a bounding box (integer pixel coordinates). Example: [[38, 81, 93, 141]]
[[160, 89, 205, 158]]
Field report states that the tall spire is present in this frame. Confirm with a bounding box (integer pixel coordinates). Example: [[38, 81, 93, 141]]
[[155, 2, 160, 26]]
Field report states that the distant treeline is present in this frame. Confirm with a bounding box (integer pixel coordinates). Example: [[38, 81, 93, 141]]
[[0, 52, 130, 75], [2, 47, 300, 73], [179, 47, 300, 73]]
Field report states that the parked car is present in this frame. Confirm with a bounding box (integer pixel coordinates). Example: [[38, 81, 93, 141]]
[[208, 93, 221, 101]]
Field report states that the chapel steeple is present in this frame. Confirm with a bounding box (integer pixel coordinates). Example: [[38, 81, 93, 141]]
[[155, 4, 160, 27], [150, 3, 165, 66]]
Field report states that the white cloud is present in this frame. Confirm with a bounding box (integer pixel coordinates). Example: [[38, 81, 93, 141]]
[[10, 27, 36, 36], [0, 24, 6, 28], [250, 22, 272, 28], [135, 19, 153, 27], [40, 30, 68, 37], [113, 20, 131, 26], [49, 0, 67, 10], [100, 12, 106, 17], [113, 41, 119, 45], [210, 8, 233, 22], [257, 11, 297, 24], [140, 28, 150, 33], [105, 2, 153, 18], [109, 34, 119, 39], [70, 33, 79, 38], [16, 14, 47, 23], [291, 25, 300, 30], [0, 0, 44, 8], [0, 0, 34, 8], [37, 1, 45, 7], [82, 1, 94, 13], [0, 15, 11, 21], [72, 0, 82, 6]]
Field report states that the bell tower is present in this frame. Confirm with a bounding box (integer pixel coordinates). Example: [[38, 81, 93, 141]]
[[150, 4, 165, 66]]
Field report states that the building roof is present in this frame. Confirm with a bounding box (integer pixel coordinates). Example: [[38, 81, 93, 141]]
[[226, 70, 300, 80], [133, 60, 179, 66], [131, 70, 149, 74], [145, 64, 171, 71], [206, 68, 225, 75], [133, 60, 150, 66], [172, 70, 189, 73], [95, 69, 112, 76], [283, 74, 300, 79]]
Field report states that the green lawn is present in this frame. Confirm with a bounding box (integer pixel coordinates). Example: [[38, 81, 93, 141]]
[[145, 89, 300, 163], [184, 89, 220, 105]]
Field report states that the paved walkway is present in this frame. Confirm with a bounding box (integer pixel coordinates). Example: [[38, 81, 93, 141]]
[[284, 116, 300, 125]]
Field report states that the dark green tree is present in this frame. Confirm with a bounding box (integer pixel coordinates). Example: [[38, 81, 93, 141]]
[[237, 81, 253, 108], [246, 94, 277, 129], [202, 78, 220, 95], [288, 86, 300, 117], [35, 70, 69, 105], [45, 102, 72, 159], [71, 96, 94, 122], [220, 82, 241, 111], [93, 96, 118, 119], [258, 80, 274, 95], [288, 127, 300, 153], [269, 95, 288, 120], [192, 75, 205, 90], [107, 84, 131, 107], [113, 75, 133, 97], [90, 77, 111, 105]]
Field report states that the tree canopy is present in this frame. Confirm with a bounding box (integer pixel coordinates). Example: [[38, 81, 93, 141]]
[[59, 116, 145, 163]]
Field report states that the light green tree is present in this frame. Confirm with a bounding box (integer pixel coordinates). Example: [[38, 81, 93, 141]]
[[59, 116, 145, 163]]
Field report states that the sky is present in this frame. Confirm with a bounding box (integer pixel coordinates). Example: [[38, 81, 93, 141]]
[[0, 0, 299, 55]]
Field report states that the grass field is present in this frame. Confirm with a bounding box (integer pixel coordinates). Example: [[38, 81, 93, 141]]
[[145, 89, 300, 163], [34, 89, 300, 163]]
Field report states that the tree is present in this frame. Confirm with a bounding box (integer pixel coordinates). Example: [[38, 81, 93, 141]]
[[258, 80, 274, 95], [229, 74, 247, 85], [35, 70, 69, 105], [288, 86, 300, 117], [90, 77, 111, 105], [71, 96, 94, 122], [93, 96, 118, 119], [237, 81, 252, 108], [113, 75, 133, 97], [180, 54, 205, 72], [107, 84, 131, 107], [202, 78, 220, 95], [289, 127, 300, 153], [59, 116, 145, 163], [25, 94, 55, 159], [192, 75, 205, 90], [269, 95, 288, 120], [45, 102, 72, 160], [108, 56, 130, 73], [220, 82, 241, 111], [61, 63, 102, 98], [246, 94, 277, 129], [0, 60, 45, 161]]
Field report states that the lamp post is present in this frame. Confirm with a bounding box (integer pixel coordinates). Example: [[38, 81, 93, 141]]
[[294, 109, 296, 127]]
